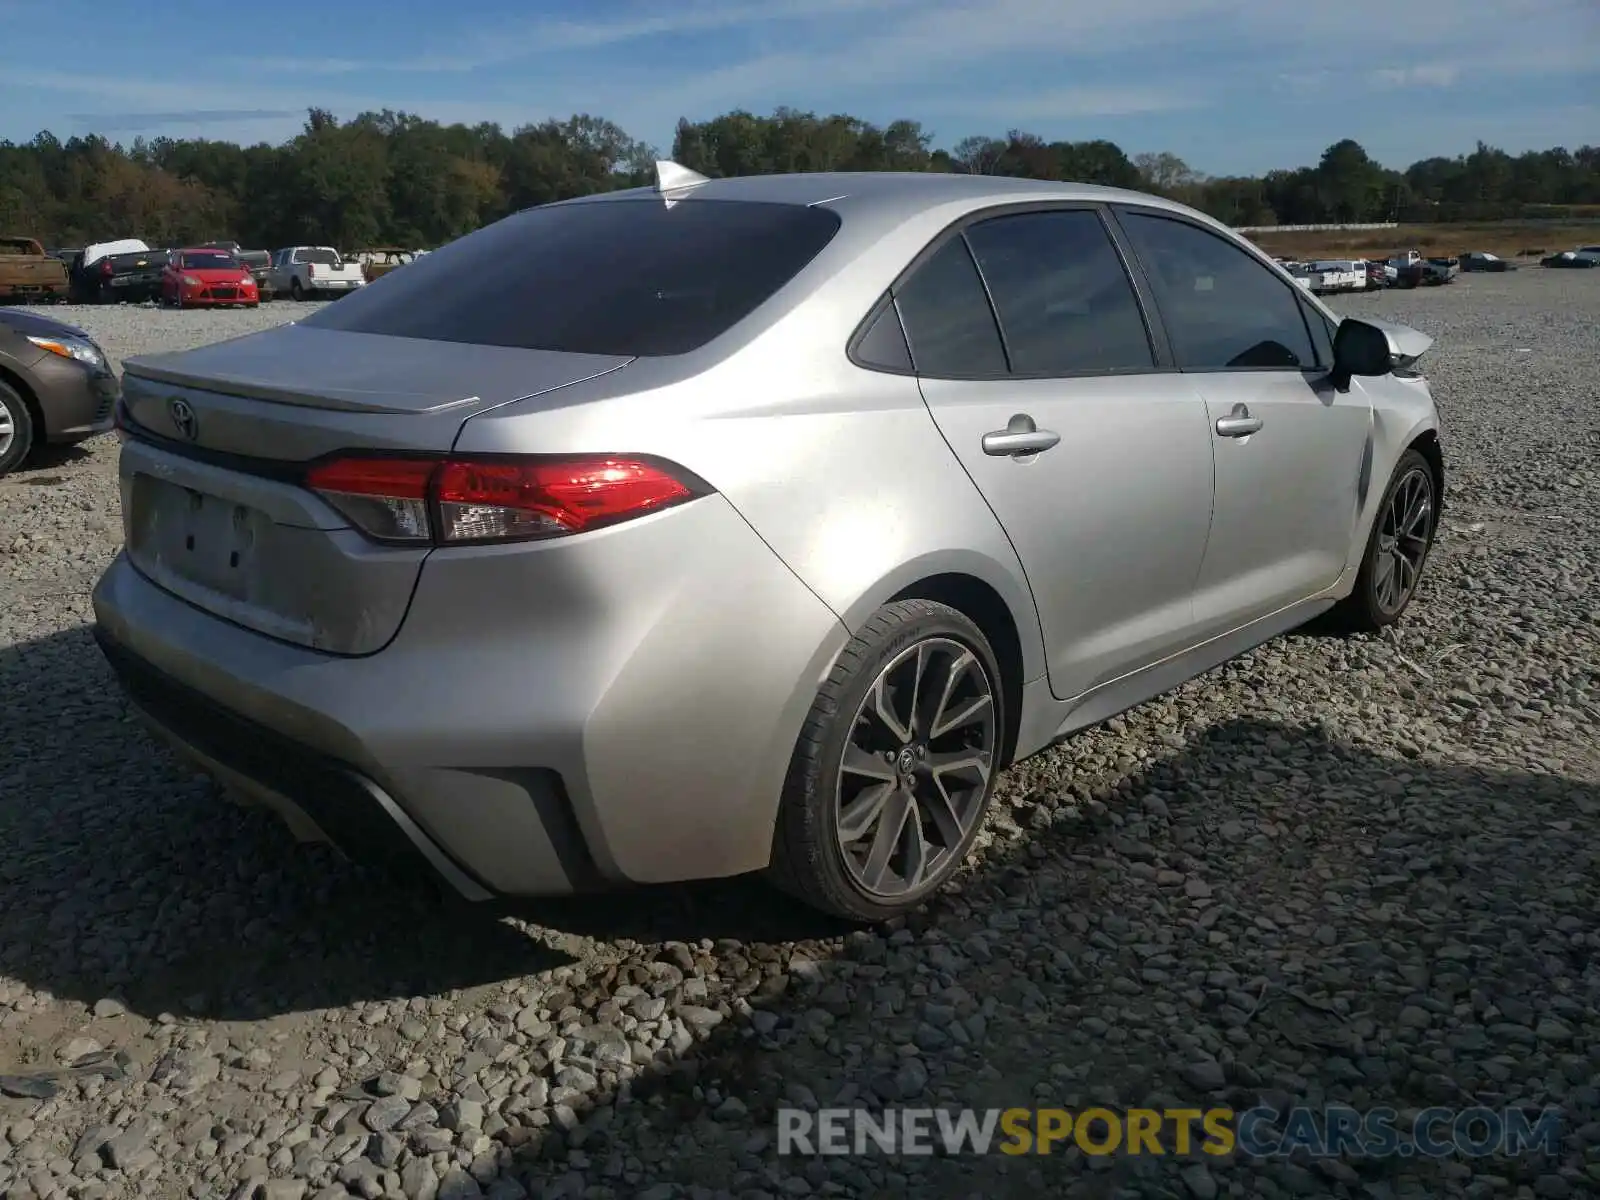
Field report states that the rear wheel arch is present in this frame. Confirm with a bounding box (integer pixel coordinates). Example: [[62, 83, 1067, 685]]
[[886, 572, 1025, 770]]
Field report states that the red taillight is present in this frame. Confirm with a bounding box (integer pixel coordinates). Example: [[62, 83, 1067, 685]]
[[100, 259, 114, 277], [306, 264, 317, 278], [304, 457, 434, 542], [304, 455, 700, 545]]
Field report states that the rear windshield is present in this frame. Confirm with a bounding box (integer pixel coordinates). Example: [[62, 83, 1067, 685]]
[[296, 247, 341, 265], [181, 251, 238, 269], [301, 198, 844, 357]]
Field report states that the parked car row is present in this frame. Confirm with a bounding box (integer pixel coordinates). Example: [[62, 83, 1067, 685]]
[[1266, 243, 1600, 291], [6, 237, 430, 306], [1540, 245, 1600, 269]]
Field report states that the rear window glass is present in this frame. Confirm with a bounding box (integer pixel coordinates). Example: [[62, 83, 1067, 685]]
[[296, 247, 341, 265], [301, 199, 844, 357], [181, 252, 238, 269]]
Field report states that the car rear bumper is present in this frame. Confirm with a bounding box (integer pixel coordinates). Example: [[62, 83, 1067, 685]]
[[91, 494, 849, 899], [31, 354, 118, 442], [93, 629, 498, 899]]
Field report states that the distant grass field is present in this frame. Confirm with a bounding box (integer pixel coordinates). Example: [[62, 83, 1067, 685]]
[[1246, 221, 1600, 260]]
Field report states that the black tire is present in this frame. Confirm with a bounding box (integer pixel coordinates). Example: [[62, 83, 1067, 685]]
[[290, 279, 305, 301], [0, 379, 36, 477], [768, 598, 1006, 922], [1327, 448, 1437, 633]]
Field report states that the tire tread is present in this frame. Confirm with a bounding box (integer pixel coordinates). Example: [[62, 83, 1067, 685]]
[[768, 598, 997, 921]]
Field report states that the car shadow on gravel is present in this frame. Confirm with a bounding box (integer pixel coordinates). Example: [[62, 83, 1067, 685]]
[[3, 623, 1597, 1196], [0, 443, 93, 485]]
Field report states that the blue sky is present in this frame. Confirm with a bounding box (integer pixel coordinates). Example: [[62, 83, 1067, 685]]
[[2, 0, 1595, 176]]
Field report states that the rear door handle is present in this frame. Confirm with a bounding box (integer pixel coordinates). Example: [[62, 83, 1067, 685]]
[[1215, 404, 1263, 438], [982, 413, 1061, 457]]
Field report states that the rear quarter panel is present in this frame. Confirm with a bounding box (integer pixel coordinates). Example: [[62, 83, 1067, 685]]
[[455, 353, 1049, 689]]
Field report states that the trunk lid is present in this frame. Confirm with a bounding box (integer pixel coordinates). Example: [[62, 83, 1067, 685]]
[[119, 323, 633, 654]]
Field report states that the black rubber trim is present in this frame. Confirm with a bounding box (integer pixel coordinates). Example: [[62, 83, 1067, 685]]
[[472, 768, 606, 891]]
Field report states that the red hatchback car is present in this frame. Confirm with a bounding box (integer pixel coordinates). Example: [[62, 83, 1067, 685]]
[[161, 248, 260, 308]]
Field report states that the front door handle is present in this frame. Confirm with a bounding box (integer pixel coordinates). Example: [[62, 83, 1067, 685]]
[[1215, 404, 1263, 438], [982, 413, 1061, 457]]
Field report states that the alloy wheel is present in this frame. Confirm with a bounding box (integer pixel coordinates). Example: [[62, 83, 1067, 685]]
[[0, 402, 13, 459], [835, 637, 996, 899], [1373, 467, 1433, 615]]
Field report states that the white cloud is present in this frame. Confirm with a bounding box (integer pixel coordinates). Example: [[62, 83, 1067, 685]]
[[969, 86, 1201, 121], [1370, 65, 1461, 89], [252, 0, 914, 75]]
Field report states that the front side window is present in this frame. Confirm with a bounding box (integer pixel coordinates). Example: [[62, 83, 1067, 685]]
[[963, 210, 1153, 374], [1118, 211, 1315, 371], [303, 199, 843, 357], [892, 238, 1007, 377]]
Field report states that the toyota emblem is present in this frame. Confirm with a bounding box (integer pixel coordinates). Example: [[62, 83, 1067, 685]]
[[168, 398, 198, 441]]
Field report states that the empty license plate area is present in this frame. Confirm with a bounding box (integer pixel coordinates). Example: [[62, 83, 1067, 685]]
[[129, 475, 262, 600]]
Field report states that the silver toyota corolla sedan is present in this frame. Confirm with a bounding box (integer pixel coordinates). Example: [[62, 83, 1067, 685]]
[[92, 166, 1443, 921]]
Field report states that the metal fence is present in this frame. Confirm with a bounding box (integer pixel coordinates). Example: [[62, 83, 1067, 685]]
[[1234, 222, 1400, 233]]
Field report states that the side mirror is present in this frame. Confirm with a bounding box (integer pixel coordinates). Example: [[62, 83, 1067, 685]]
[[1329, 318, 1392, 392]]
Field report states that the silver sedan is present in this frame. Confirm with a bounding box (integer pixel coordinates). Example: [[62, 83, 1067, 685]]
[[92, 166, 1443, 920]]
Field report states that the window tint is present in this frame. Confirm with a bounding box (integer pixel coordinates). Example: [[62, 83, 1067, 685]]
[[296, 247, 340, 266], [304, 200, 842, 357], [893, 238, 1007, 377], [853, 301, 913, 372], [1119, 212, 1315, 371], [964, 210, 1153, 374]]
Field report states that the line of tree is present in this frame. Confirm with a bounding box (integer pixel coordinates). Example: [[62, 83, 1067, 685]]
[[1, 106, 1596, 250]]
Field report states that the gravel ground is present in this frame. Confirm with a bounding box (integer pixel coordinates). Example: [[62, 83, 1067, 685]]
[[2, 274, 1598, 1200]]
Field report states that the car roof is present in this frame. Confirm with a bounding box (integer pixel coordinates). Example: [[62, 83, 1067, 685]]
[[569, 170, 1200, 225]]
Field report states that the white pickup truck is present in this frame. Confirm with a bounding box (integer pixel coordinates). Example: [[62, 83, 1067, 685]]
[[267, 246, 366, 300], [1387, 249, 1459, 288]]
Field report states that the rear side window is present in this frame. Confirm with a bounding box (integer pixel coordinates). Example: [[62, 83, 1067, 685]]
[[853, 302, 913, 372], [1118, 211, 1316, 371], [303, 199, 843, 357], [893, 238, 1007, 377], [964, 210, 1153, 374]]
